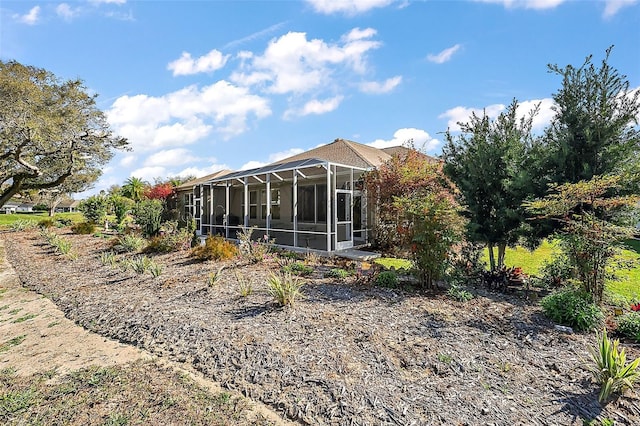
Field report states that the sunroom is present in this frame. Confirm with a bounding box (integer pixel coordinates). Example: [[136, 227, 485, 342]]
[[185, 158, 373, 252]]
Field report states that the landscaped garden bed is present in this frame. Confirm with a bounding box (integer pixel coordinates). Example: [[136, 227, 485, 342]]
[[3, 229, 639, 425]]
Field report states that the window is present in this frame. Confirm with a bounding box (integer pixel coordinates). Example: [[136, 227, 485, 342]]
[[271, 189, 280, 220], [297, 184, 326, 223]]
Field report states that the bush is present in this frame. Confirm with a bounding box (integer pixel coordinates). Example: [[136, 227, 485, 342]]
[[71, 221, 96, 235], [617, 313, 640, 343], [79, 195, 108, 224], [376, 270, 398, 288], [541, 287, 604, 331], [448, 284, 474, 302], [325, 268, 351, 280], [133, 199, 164, 238], [144, 229, 191, 253], [531, 254, 573, 288], [282, 261, 313, 276], [237, 226, 272, 263], [268, 272, 303, 306], [587, 329, 640, 402], [190, 236, 238, 261], [37, 218, 54, 229]]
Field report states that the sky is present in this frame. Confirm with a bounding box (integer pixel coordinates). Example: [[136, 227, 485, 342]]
[[1, 0, 639, 197]]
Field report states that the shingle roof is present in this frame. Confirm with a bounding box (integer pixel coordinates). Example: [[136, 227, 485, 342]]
[[175, 169, 234, 191], [272, 138, 392, 169]]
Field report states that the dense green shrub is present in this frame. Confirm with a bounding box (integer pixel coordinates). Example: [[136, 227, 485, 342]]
[[71, 221, 96, 235], [79, 195, 108, 224], [190, 236, 238, 261], [109, 195, 134, 225], [447, 284, 474, 302], [531, 254, 573, 288], [133, 199, 164, 237], [617, 313, 640, 343], [541, 287, 604, 331], [282, 261, 313, 276], [376, 270, 398, 288]]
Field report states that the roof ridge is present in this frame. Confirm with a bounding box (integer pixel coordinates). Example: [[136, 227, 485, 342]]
[[339, 138, 386, 168]]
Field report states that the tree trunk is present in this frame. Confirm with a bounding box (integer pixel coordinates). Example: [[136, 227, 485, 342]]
[[497, 243, 507, 269], [487, 243, 496, 271]]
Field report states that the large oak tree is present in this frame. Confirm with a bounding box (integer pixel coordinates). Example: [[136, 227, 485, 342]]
[[0, 60, 127, 208]]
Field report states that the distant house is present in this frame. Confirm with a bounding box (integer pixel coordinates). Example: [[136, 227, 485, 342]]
[[176, 138, 420, 253], [1, 200, 19, 214], [55, 199, 80, 213], [16, 203, 35, 213]]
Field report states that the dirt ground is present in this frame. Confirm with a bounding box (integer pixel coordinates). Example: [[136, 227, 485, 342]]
[[0, 236, 291, 425], [2, 229, 640, 425]]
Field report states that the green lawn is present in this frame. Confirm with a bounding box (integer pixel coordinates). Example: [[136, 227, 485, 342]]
[[0, 212, 84, 229], [491, 240, 640, 301]]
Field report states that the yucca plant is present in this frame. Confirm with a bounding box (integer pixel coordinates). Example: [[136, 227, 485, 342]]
[[267, 272, 303, 307], [99, 251, 118, 267], [129, 256, 153, 274], [207, 266, 225, 287], [235, 272, 253, 297], [148, 261, 162, 278], [587, 329, 640, 402]]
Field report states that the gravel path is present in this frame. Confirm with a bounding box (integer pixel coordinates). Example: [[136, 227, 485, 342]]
[[3, 229, 639, 425]]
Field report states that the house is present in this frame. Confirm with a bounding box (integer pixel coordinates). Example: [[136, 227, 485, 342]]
[[55, 199, 80, 213], [1, 200, 19, 214], [176, 138, 411, 253]]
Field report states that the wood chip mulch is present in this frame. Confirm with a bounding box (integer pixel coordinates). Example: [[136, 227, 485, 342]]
[[3, 229, 639, 425]]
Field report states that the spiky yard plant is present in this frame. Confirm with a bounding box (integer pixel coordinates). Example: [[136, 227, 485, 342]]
[[267, 272, 303, 307], [587, 329, 640, 402], [207, 266, 225, 287], [235, 272, 253, 297]]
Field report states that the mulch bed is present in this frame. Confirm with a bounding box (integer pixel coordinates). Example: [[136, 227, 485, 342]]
[[3, 229, 639, 425]]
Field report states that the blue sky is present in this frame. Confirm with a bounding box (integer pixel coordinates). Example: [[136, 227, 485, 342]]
[[1, 0, 639, 196]]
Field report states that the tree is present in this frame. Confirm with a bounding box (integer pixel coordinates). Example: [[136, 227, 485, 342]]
[[366, 148, 466, 288], [543, 46, 640, 186], [121, 177, 147, 202], [0, 60, 127, 209], [79, 194, 109, 225], [133, 199, 164, 237], [144, 182, 174, 200], [525, 175, 639, 304], [36, 170, 99, 216], [443, 99, 539, 270]]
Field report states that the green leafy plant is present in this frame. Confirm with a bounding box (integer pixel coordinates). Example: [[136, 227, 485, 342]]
[[282, 261, 313, 276], [448, 283, 474, 302], [190, 235, 238, 261], [148, 261, 162, 278], [375, 270, 398, 288], [587, 329, 640, 402], [617, 313, 640, 343], [127, 256, 153, 274], [541, 287, 604, 331], [325, 268, 351, 280], [132, 199, 164, 238], [79, 195, 109, 224], [267, 272, 303, 307]]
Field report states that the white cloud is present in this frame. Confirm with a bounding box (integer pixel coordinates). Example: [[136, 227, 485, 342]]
[[144, 149, 198, 167], [474, 0, 565, 10], [56, 3, 81, 21], [107, 81, 271, 151], [119, 155, 137, 167], [284, 96, 344, 119], [14, 6, 40, 25], [230, 28, 381, 94], [603, 0, 638, 18], [130, 166, 166, 182], [427, 44, 462, 64], [439, 98, 555, 132], [175, 163, 230, 179], [240, 148, 305, 170], [167, 49, 230, 76], [369, 128, 441, 153], [90, 0, 127, 4], [306, 0, 396, 15], [359, 76, 402, 94]]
